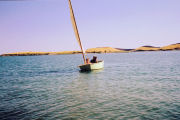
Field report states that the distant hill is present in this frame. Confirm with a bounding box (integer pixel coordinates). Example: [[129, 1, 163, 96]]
[[0, 52, 50, 56], [160, 43, 180, 51], [86, 47, 126, 53], [115, 48, 134, 51], [130, 43, 180, 52], [1, 43, 180, 56], [132, 46, 160, 52], [0, 51, 81, 56]]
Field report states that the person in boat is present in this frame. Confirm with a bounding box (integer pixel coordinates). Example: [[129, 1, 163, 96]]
[[86, 58, 90, 64], [90, 56, 98, 63]]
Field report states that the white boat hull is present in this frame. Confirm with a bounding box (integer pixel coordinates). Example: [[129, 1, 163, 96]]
[[79, 61, 104, 71]]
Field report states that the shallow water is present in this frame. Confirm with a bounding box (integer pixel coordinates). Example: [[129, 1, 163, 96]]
[[0, 51, 180, 120]]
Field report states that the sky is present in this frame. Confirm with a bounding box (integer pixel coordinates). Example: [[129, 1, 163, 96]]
[[0, 0, 180, 54]]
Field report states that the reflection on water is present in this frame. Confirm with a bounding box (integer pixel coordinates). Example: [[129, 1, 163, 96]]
[[0, 51, 180, 120], [79, 68, 104, 73]]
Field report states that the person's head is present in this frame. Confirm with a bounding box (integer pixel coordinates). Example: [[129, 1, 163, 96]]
[[93, 56, 97, 60], [86, 58, 89, 62]]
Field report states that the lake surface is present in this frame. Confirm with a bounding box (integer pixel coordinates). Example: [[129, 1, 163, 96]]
[[0, 51, 180, 120]]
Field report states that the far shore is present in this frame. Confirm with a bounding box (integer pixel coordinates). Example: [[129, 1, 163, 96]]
[[1, 43, 180, 56]]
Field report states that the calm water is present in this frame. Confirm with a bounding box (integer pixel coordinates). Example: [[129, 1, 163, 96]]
[[0, 51, 180, 120]]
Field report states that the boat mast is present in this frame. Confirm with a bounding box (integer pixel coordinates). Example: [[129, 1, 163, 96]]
[[68, 0, 86, 64]]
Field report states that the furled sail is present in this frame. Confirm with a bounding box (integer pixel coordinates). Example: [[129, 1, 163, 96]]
[[68, 0, 86, 64]]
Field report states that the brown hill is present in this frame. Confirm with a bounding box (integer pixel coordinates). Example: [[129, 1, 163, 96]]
[[132, 46, 160, 52], [86, 47, 126, 53], [1, 43, 179, 56], [160, 43, 180, 51]]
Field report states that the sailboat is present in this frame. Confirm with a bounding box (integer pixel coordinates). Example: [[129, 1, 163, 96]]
[[68, 0, 104, 71]]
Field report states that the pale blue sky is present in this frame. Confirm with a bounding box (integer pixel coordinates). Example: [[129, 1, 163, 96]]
[[0, 0, 180, 54]]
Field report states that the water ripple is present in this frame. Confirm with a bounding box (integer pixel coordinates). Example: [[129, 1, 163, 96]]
[[0, 52, 180, 119]]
